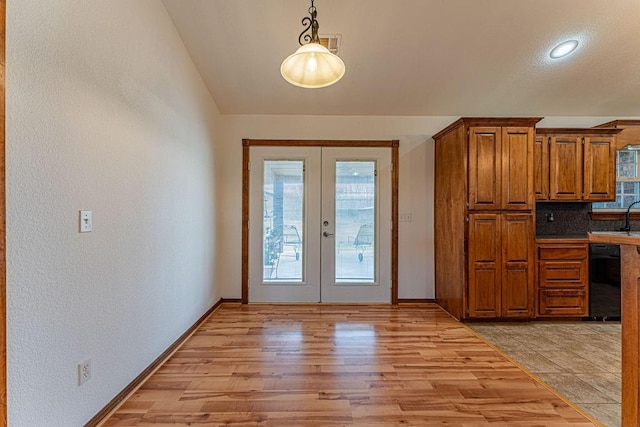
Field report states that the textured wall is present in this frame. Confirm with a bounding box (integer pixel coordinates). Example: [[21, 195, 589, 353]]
[[7, 1, 221, 425]]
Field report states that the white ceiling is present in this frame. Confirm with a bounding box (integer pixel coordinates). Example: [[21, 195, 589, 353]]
[[162, 0, 640, 117]]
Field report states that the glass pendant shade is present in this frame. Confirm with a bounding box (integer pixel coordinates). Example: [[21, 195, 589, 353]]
[[280, 43, 345, 88]]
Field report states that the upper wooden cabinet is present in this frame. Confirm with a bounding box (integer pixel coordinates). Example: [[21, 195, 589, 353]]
[[549, 134, 583, 200], [468, 125, 535, 210], [534, 135, 549, 200], [584, 135, 617, 200], [593, 120, 640, 150], [536, 128, 620, 202]]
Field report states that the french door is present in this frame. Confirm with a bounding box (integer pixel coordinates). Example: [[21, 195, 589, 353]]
[[248, 146, 392, 302]]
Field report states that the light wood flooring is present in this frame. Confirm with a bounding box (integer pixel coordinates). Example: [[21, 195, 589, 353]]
[[104, 304, 598, 426]]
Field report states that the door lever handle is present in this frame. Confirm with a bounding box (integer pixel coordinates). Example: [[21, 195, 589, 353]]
[[323, 231, 334, 238]]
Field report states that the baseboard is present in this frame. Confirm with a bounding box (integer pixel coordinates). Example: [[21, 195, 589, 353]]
[[85, 298, 224, 427], [397, 298, 436, 303]]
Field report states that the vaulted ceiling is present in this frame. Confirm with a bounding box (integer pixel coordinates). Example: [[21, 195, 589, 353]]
[[162, 0, 640, 116]]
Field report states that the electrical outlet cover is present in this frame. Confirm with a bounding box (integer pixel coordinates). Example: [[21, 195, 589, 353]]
[[78, 359, 91, 385]]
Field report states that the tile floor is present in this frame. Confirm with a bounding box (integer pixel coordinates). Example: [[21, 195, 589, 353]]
[[469, 321, 621, 427]]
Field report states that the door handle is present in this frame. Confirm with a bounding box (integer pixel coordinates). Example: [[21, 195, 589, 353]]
[[323, 231, 334, 238]]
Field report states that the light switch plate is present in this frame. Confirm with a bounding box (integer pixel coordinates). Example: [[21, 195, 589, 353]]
[[399, 213, 412, 222], [80, 210, 92, 233]]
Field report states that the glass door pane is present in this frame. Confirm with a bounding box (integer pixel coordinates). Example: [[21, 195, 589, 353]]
[[262, 160, 304, 282], [249, 146, 321, 303], [320, 147, 391, 303], [335, 161, 376, 283]]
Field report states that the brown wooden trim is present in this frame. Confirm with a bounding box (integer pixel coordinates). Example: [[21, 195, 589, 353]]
[[391, 143, 399, 304], [241, 141, 249, 304], [241, 140, 399, 304], [244, 139, 396, 148], [590, 211, 640, 221], [535, 237, 589, 244], [536, 127, 622, 135], [593, 120, 640, 128], [398, 298, 436, 303], [592, 121, 640, 151], [0, 1, 6, 424], [221, 298, 242, 303], [84, 298, 224, 426], [432, 117, 543, 141], [620, 244, 640, 425]]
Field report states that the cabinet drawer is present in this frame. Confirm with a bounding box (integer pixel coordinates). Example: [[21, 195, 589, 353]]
[[539, 260, 588, 287], [539, 289, 587, 316], [538, 245, 588, 260]]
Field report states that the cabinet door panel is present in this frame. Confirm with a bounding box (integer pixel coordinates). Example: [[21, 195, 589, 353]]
[[538, 245, 588, 260], [469, 128, 501, 210], [584, 136, 616, 201], [539, 289, 587, 316], [534, 136, 549, 200], [501, 214, 533, 317], [549, 136, 582, 200], [502, 128, 534, 210], [539, 260, 588, 287], [468, 214, 501, 317]]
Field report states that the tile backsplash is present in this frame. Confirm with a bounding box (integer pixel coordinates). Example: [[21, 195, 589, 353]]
[[536, 202, 640, 235]]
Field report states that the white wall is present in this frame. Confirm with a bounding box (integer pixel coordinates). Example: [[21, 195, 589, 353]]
[[219, 115, 460, 300], [7, 1, 222, 425]]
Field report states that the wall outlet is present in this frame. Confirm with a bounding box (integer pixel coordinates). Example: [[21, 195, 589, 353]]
[[78, 359, 91, 385]]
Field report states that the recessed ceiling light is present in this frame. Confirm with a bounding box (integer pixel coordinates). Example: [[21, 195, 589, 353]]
[[550, 40, 579, 59]]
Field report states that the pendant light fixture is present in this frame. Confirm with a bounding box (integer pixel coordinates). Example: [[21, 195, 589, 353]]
[[281, 0, 345, 88]]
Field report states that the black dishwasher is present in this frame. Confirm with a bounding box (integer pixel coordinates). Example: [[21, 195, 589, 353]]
[[589, 243, 621, 320]]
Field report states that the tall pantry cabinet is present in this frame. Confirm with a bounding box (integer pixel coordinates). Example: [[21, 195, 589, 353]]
[[433, 118, 542, 320]]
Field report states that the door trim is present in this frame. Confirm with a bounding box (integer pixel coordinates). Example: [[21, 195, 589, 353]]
[[1, 0, 7, 423], [242, 139, 399, 304]]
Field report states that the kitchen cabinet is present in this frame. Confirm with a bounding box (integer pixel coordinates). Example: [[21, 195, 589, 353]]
[[536, 128, 620, 202], [536, 240, 589, 317], [468, 213, 534, 318], [593, 119, 640, 150], [534, 135, 548, 200], [469, 127, 534, 210], [433, 117, 541, 320]]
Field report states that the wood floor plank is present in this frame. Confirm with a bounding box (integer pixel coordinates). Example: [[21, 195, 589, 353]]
[[103, 303, 597, 426]]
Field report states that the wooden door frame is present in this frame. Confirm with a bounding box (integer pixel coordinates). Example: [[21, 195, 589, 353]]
[[1, 0, 7, 424], [242, 139, 399, 304]]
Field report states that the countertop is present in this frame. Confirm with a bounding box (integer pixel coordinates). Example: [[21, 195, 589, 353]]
[[588, 231, 640, 246], [535, 234, 588, 242]]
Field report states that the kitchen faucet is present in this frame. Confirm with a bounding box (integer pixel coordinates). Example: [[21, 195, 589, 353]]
[[620, 200, 640, 231]]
